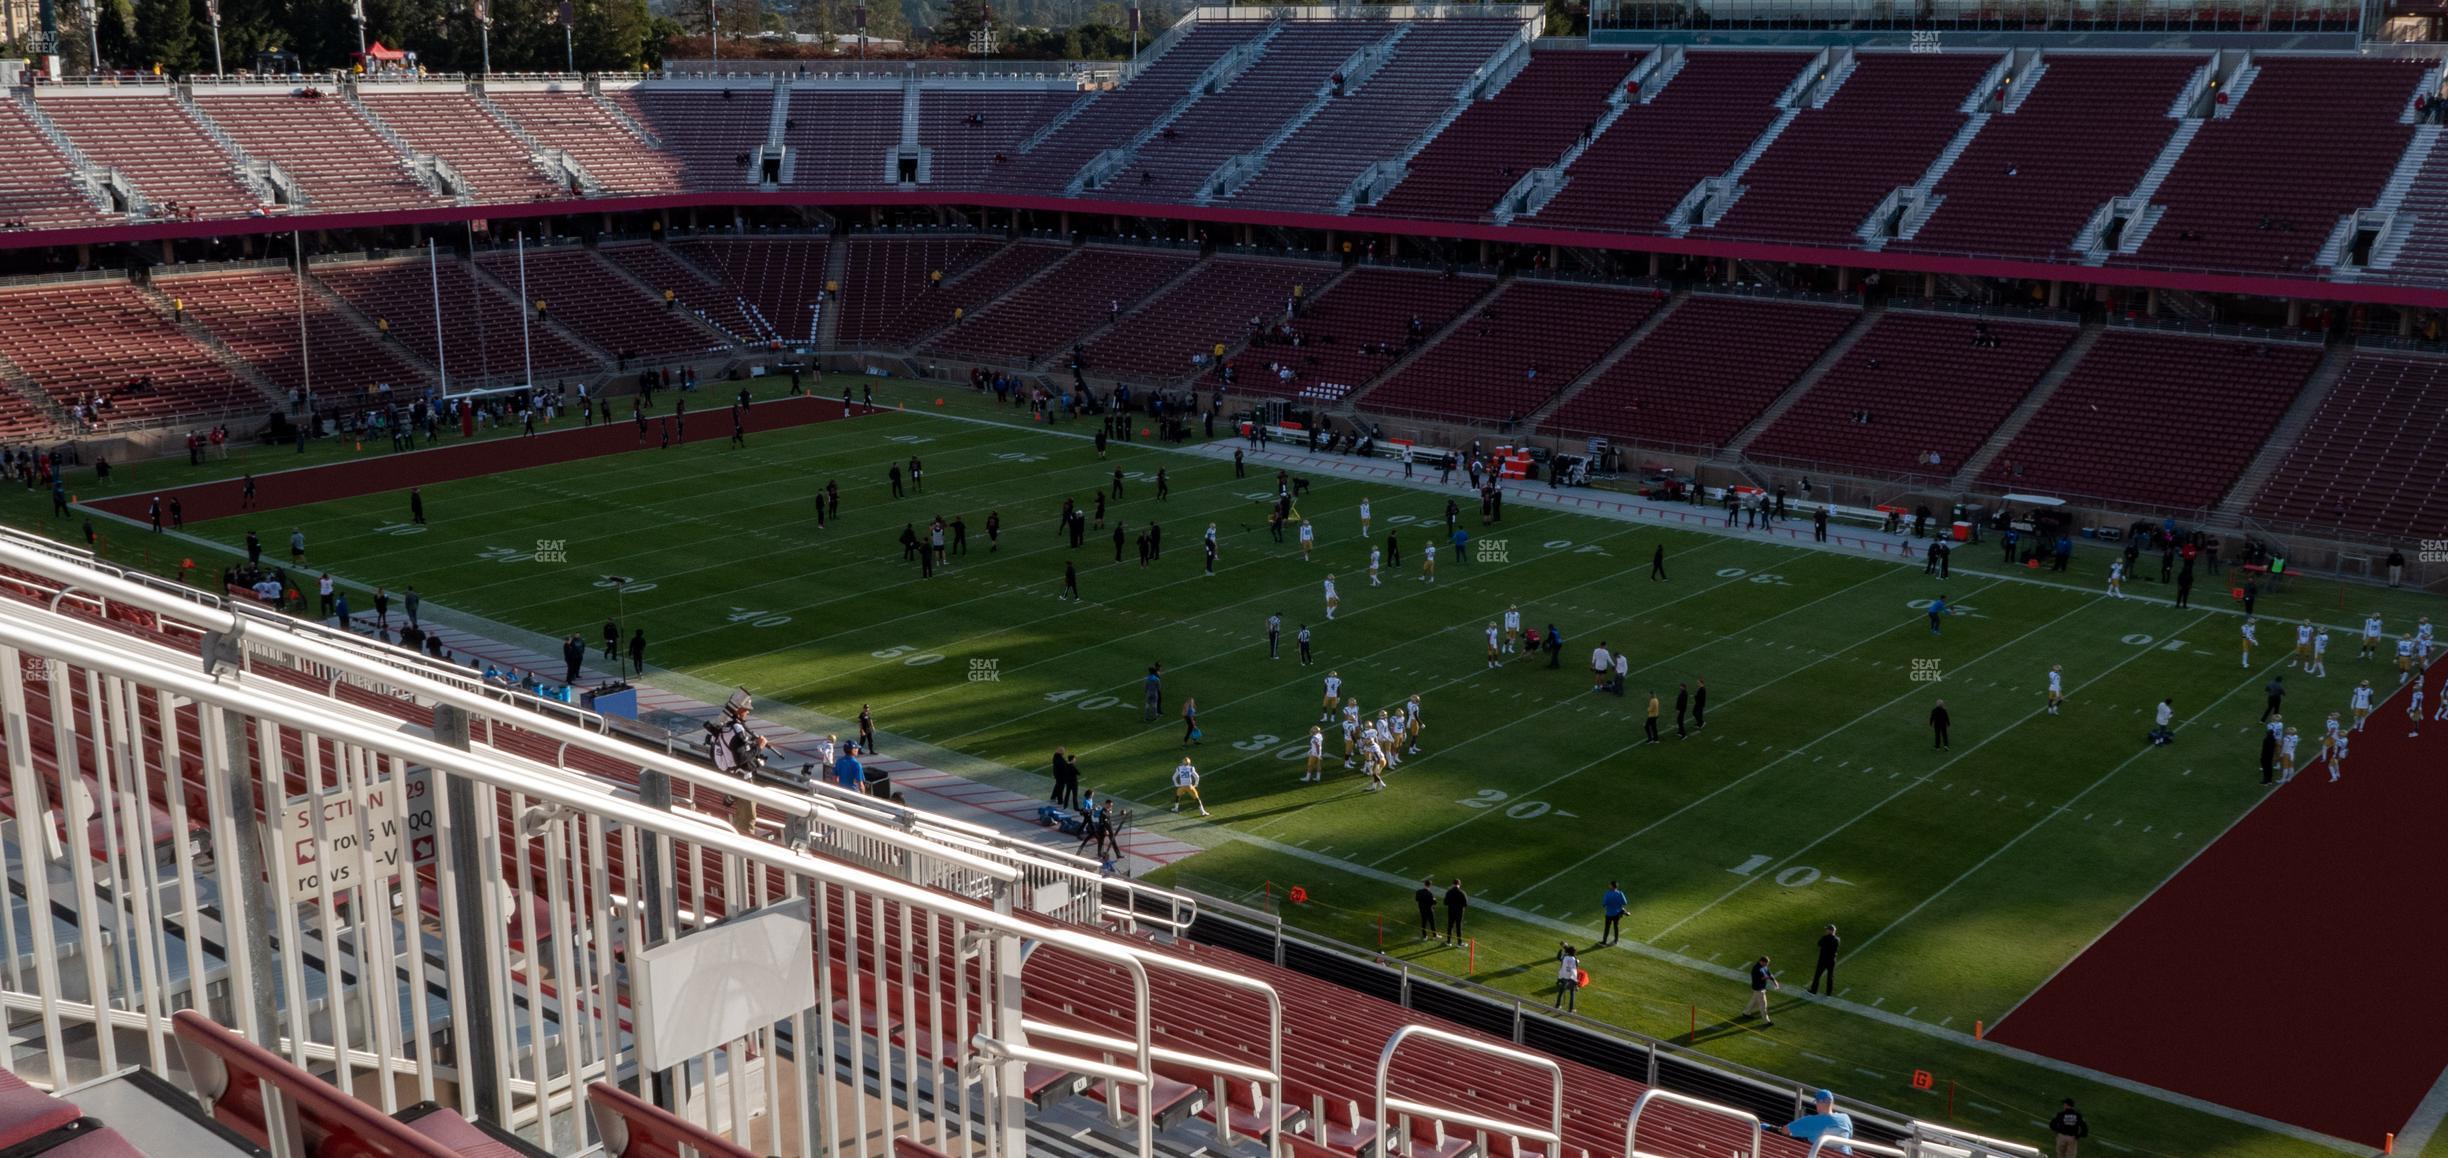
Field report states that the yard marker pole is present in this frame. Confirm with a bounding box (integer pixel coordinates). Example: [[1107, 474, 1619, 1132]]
[[1974, 1019, 1983, 1040], [2386, 1132, 2395, 1154]]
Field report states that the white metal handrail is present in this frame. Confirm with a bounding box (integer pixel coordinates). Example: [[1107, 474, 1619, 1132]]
[[1624, 1088, 1762, 1158], [1910, 1121, 2042, 1157], [1810, 1136, 1905, 1157], [0, 600, 1277, 1157], [1375, 1024, 1563, 1158], [0, 534, 1201, 933]]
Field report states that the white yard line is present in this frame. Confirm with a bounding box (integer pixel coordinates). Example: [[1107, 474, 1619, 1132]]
[[1645, 600, 2180, 944], [1375, 567, 1939, 872], [1848, 617, 2254, 959]]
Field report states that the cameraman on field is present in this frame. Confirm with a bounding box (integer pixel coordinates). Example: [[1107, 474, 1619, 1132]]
[[708, 688, 772, 836]]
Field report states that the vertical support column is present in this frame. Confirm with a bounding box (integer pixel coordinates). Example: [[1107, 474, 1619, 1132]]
[[432, 703, 506, 1125], [214, 704, 281, 1040], [990, 932, 1029, 1158], [635, 767, 675, 1109]]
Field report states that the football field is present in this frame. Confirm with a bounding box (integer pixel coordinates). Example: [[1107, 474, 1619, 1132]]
[[50, 378, 2448, 1157]]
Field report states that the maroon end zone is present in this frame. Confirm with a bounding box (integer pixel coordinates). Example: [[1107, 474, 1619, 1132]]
[[87, 396, 885, 523], [1993, 674, 2448, 1146]]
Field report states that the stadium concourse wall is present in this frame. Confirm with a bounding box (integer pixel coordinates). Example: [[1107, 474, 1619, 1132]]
[[17, 186, 2448, 313]]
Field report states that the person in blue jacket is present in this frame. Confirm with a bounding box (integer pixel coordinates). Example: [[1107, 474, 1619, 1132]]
[[833, 744, 866, 794]]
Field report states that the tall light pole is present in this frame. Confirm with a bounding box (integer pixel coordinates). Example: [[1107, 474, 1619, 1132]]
[[475, 0, 492, 77], [206, 0, 224, 76], [854, 4, 865, 60], [708, 0, 718, 64], [77, 0, 95, 72]]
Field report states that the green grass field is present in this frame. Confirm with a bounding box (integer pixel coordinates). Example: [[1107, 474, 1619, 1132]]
[[32, 376, 2445, 1158]]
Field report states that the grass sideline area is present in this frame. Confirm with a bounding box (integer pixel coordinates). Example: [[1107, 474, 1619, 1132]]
[[19, 373, 2441, 1158]]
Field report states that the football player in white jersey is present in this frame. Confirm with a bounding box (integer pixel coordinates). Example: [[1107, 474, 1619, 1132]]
[[2399, 634, 2418, 684], [1359, 498, 1373, 537], [1503, 605, 1523, 654], [1404, 694, 1424, 754], [2361, 613, 2385, 660], [2240, 618, 2258, 669], [1298, 520, 1315, 561], [2292, 622, 2314, 669], [1321, 671, 1343, 721], [2106, 560, 2126, 599], [2352, 679, 2375, 731], [2309, 627, 2330, 679], [1485, 623, 1501, 669], [1302, 726, 1325, 783], [1368, 548, 1383, 587], [2045, 665, 2064, 715], [2278, 726, 2300, 783], [2327, 730, 2349, 782], [1323, 574, 1340, 620]]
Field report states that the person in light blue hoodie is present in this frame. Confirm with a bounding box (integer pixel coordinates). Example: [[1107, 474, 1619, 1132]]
[[1765, 1089, 1854, 1153]]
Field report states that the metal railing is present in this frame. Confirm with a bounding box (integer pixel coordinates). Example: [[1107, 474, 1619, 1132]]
[[1624, 1089, 1762, 1158], [0, 544, 1276, 1158], [1377, 1025, 1563, 1158], [0, 531, 1199, 937]]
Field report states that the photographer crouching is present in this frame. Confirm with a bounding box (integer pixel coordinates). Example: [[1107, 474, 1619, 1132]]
[[707, 688, 772, 837]]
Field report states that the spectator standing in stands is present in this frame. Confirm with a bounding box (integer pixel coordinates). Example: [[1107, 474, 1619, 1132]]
[[1415, 878, 1438, 940], [1442, 879, 1469, 945], [1808, 925, 1840, 994], [2049, 1099, 2089, 1158]]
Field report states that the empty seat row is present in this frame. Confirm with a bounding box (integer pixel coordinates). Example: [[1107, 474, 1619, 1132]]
[[1224, 267, 1493, 403], [1980, 329, 2320, 507], [924, 248, 1198, 363], [1546, 295, 1857, 450], [1364, 49, 1640, 223], [2130, 56, 2429, 273], [1746, 312, 2076, 475], [2249, 353, 2448, 541], [1228, 20, 1528, 213], [1359, 279, 1666, 423]]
